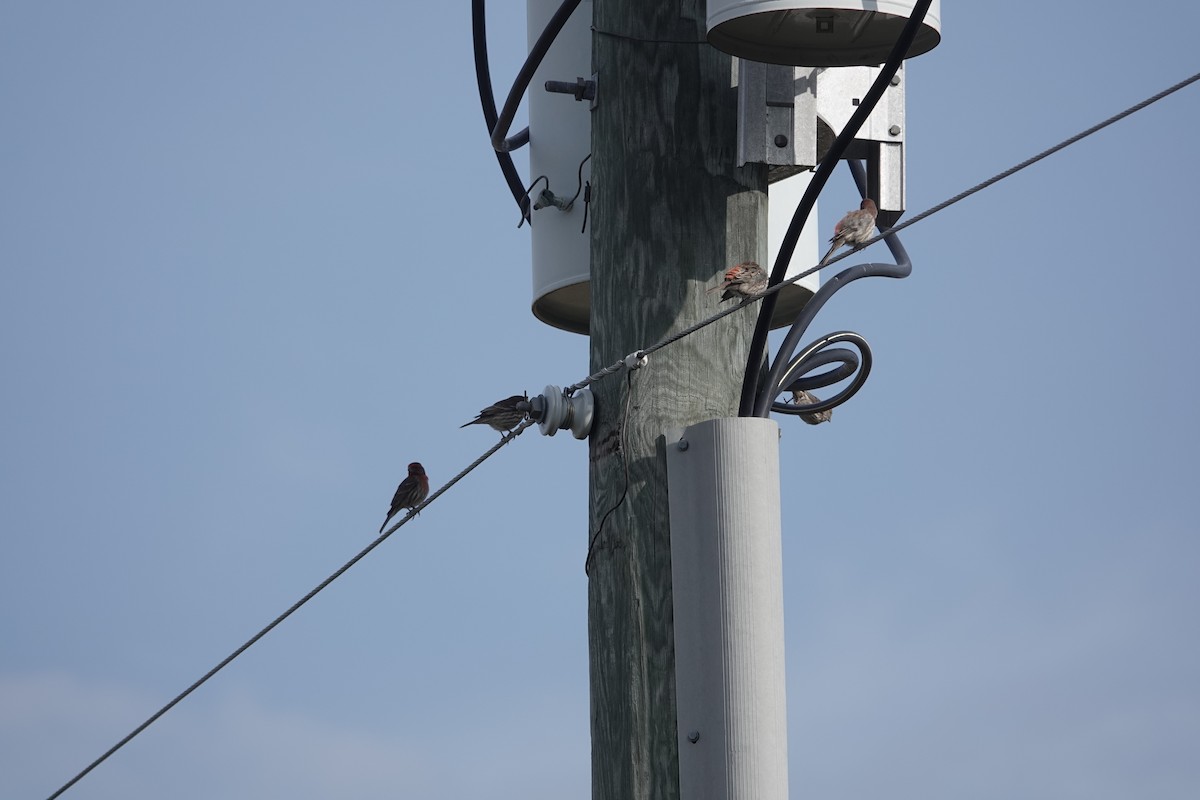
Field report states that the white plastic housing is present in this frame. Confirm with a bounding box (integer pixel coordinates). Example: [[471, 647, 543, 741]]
[[528, 0, 593, 334], [768, 171, 821, 325], [708, 0, 942, 67], [667, 417, 788, 800], [526, 0, 819, 334]]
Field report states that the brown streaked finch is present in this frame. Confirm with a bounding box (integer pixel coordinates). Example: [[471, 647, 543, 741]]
[[379, 462, 430, 532], [819, 198, 877, 265], [791, 388, 833, 425], [707, 261, 768, 302], [460, 393, 530, 437]]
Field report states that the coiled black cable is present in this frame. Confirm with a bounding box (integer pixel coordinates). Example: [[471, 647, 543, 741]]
[[739, 0, 933, 416], [754, 159, 910, 417]]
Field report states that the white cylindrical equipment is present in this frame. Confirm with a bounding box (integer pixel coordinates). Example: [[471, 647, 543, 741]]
[[526, 0, 820, 333], [666, 417, 788, 800], [528, 0, 593, 334], [707, 0, 942, 66], [768, 171, 820, 327]]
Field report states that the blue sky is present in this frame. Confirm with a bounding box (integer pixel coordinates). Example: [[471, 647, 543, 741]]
[[3, 2, 1198, 798]]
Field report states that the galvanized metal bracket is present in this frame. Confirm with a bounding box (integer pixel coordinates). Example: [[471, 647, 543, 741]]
[[737, 60, 817, 173], [737, 61, 906, 220]]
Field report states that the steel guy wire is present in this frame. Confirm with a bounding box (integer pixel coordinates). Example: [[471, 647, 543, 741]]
[[560, 67, 1200, 399], [52, 65, 1200, 796], [43, 419, 535, 800]]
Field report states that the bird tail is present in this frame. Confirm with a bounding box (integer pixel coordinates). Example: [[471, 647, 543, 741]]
[[459, 419, 477, 428], [817, 242, 836, 266], [379, 520, 387, 534]]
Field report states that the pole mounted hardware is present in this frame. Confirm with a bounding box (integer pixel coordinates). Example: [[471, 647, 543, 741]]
[[545, 74, 598, 107], [738, 62, 906, 225], [528, 385, 594, 438]]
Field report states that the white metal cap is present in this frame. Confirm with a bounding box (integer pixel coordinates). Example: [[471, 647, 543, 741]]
[[707, 0, 942, 67]]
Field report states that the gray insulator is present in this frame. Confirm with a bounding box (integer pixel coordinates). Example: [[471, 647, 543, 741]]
[[531, 384, 594, 439]]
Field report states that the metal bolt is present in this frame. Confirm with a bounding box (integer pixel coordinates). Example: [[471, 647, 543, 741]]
[[773, 134, 788, 148], [888, 124, 902, 137], [687, 731, 700, 744], [677, 439, 689, 452], [890, 75, 901, 86], [544, 77, 596, 102]]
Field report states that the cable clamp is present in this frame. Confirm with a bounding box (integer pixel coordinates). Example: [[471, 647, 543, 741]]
[[624, 351, 649, 370]]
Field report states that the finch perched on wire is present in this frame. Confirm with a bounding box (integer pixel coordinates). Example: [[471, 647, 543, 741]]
[[460, 393, 530, 437], [379, 462, 430, 533], [791, 388, 833, 425], [707, 261, 768, 302], [819, 198, 878, 265]]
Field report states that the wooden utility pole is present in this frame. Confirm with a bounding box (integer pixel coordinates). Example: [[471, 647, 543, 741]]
[[586, 0, 768, 796]]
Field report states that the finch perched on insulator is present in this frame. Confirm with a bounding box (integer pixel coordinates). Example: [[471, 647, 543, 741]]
[[707, 261, 768, 302], [379, 462, 430, 532], [460, 393, 530, 437], [791, 388, 833, 425], [819, 198, 878, 265]]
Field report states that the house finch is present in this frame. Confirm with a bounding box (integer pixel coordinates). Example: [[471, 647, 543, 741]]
[[791, 388, 832, 425], [707, 261, 768, 302], [819, 198, 877, 265], [379, 462, 430, 532], [461, 393, 529, 436]]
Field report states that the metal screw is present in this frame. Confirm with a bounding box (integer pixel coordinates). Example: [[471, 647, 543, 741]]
[[677, 439, 689, 452], [888, 124, 902, 137], [890, 75, 901, 86], [687, 731, 700, 744], [773, 134, 788, 148]]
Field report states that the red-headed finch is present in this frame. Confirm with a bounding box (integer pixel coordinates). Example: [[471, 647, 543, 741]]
[[380, 462, 430, 532], [461, 393, 529, 436], [819, 198, 878, 265], [707, 261, 768, 302]]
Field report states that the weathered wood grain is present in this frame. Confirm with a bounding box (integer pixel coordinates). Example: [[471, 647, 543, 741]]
[[587, 2, 767, 797]]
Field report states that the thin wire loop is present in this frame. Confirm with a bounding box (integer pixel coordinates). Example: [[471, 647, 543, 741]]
[[516, 175, 549, 229], [584, 370, 635, 575]]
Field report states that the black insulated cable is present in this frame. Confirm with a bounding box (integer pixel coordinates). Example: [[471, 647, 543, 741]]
[[738, 0, 933, 416], [489, 0, 583, 154], [754, 159, 909, 417], [472, 0, 532, 222]]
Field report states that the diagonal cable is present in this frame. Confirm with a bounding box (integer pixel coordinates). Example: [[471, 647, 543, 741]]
[[563, 68, 1200, 397], [44, 419, 535, 800]]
